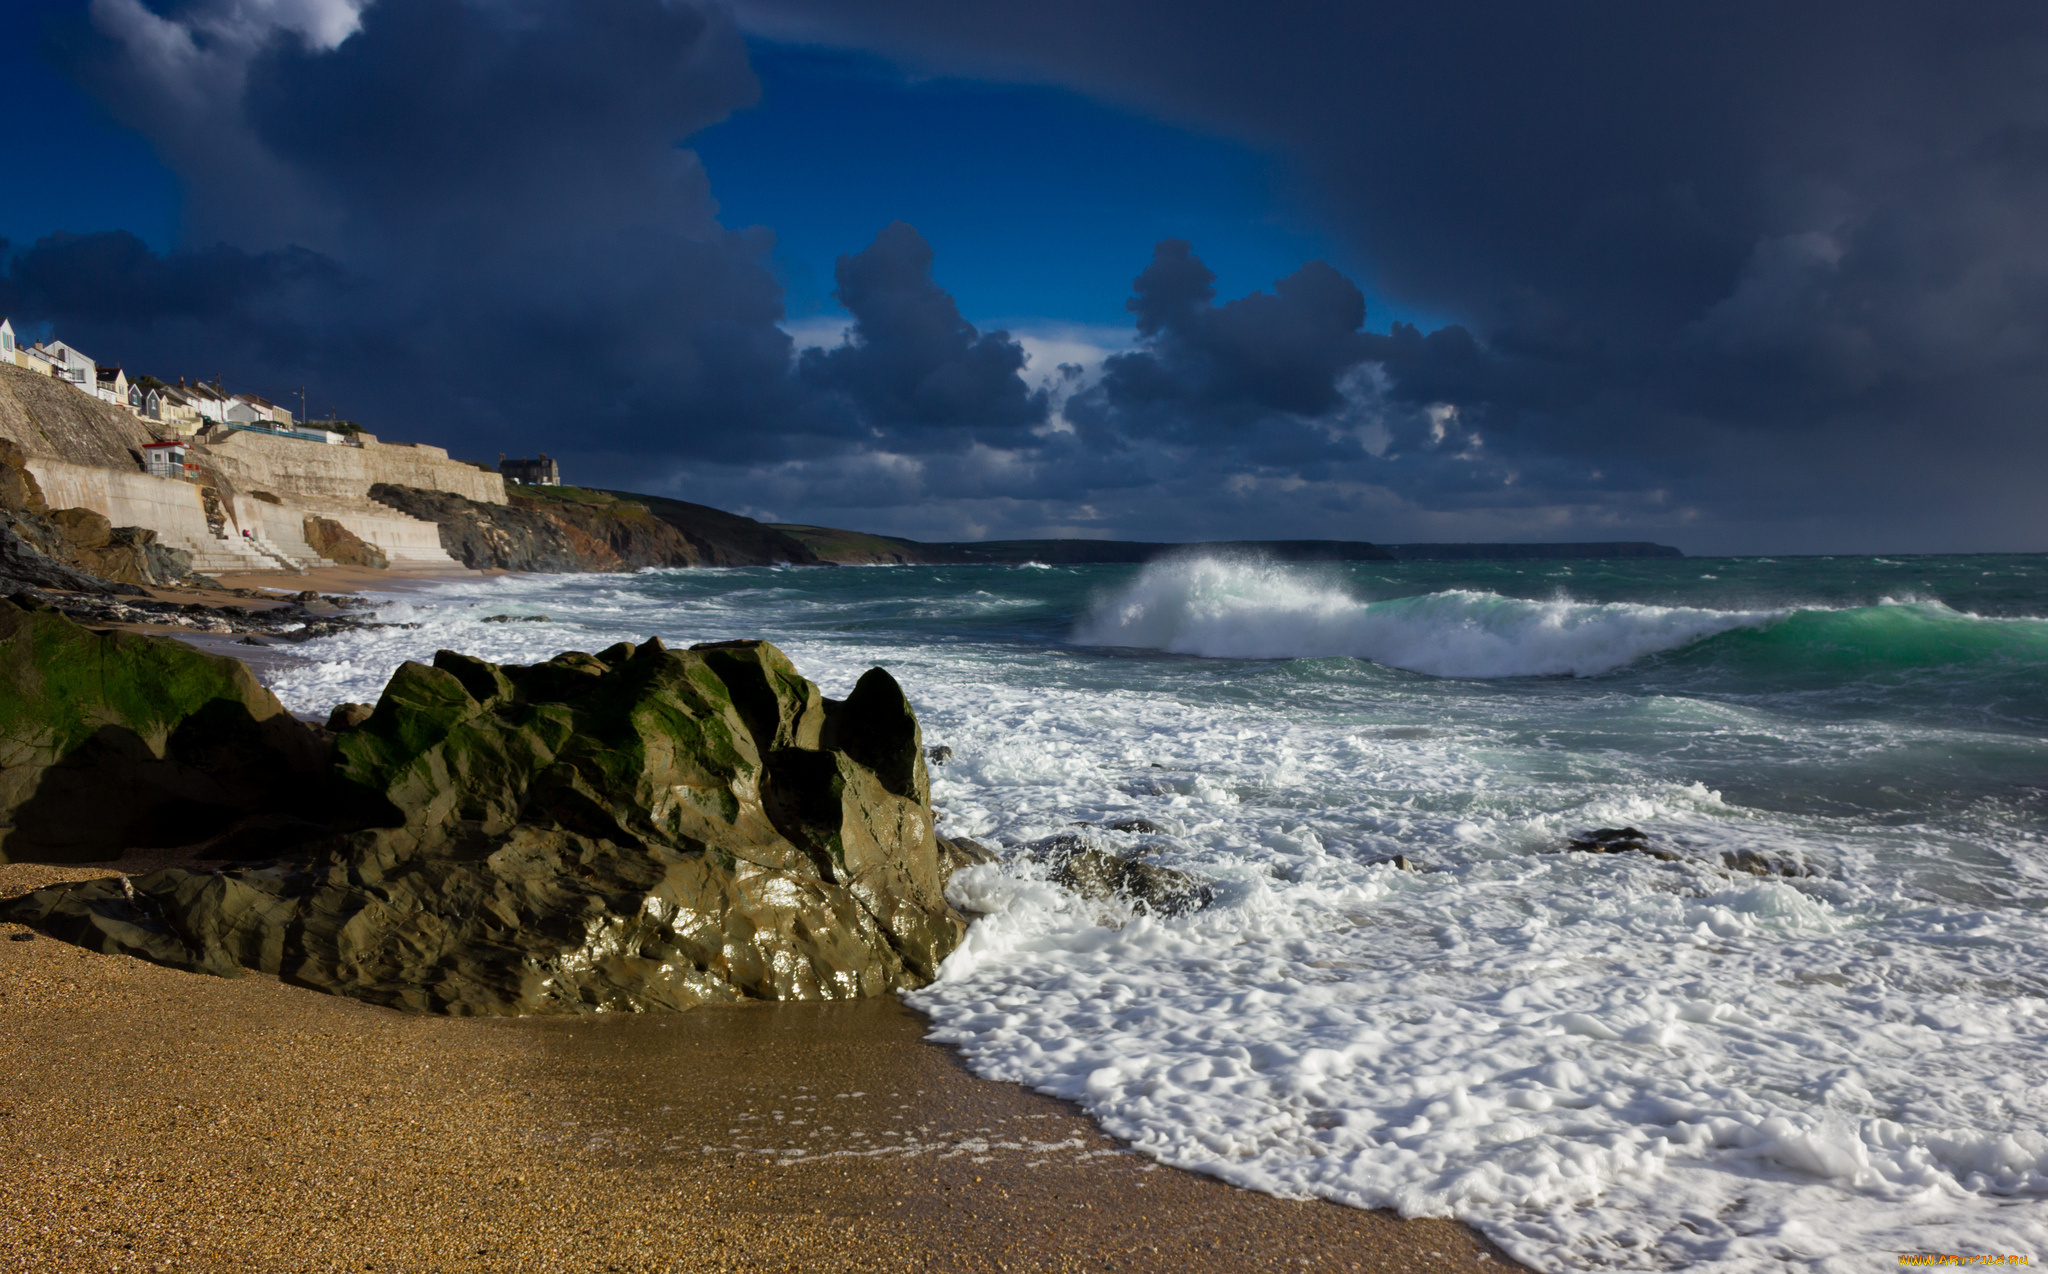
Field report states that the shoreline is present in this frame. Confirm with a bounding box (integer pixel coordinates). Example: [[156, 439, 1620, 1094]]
[[1, 573, 1530, 1272], [0, 857, 1522, 1273]]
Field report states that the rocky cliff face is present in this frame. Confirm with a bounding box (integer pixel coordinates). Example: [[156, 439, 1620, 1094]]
[[302, 515, 389, 569], [0, 360, 154, 471], [368, 483, 601, 572], [0, 440, 193, 593], [507, 487, 701, 567], [374, 481, 828, 572], [0, 598, 329, 861], [589, 490, 823, 567], [5, 635, 967, 1015]]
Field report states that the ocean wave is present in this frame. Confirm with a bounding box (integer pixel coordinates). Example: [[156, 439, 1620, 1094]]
[[1072, 558, 1782, 677], [1073, 559, 2048, 682]]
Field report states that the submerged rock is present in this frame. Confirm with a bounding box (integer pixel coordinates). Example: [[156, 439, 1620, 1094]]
[[0, 597, 328, 862], [1721, 848, 1817, 879], [1564, 826, 1685, 862], [1021, 834, 1215, 917], [935, 834, 998, 882], [5, 637, 966, 1015]]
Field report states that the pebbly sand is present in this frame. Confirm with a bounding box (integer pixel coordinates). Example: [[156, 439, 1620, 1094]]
[[2, 572, 1529, 1273]]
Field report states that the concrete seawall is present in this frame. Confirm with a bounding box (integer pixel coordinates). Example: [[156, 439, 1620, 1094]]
[[201, 430, 506, 508], [0, 361, 506, 575]]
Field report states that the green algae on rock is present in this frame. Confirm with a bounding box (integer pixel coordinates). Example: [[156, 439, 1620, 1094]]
[[0, 596, 328, 862], [5, 636, 968, 1015]]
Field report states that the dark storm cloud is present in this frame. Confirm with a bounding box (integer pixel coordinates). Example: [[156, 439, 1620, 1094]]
[[730, 0, 2048, 551], [1077, 239, 1371, 438], [0, 231, 339, 325], [33, 0, 2048, 548], [32, 0, 1054, 475], [798, 222, 1048, 444]]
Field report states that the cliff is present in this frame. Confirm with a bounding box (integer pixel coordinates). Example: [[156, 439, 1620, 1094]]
[[0, 360, 154, 471], [372, 483, 822, 571], [369, 483, 604, 571], [594, 490, 822, 566]]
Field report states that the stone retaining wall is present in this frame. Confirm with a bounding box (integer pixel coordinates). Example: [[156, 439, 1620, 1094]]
[[0, 359, 491, 574]]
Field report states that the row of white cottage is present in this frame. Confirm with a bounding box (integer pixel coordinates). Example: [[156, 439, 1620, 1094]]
[[0, 317, 315, 435]]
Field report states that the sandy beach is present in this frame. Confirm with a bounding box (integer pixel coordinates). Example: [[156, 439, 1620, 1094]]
[[2, 579, 1525, 1274], [1, 857, 1519, 1274]]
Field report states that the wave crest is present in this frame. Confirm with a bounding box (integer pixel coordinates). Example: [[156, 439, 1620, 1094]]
[[1072, 558, 1781, 677]]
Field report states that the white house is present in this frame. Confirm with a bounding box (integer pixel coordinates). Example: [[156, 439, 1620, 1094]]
[[226, 393, 295, 426], [156, 385, 205, 429], [95, 365, 129, 407], [179, 380, 230, 423], [0, 318, 14, 364], [37, 340, 97, 396]]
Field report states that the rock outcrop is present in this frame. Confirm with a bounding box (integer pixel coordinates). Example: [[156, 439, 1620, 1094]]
[[508, 487, 698, 568], [374, 481, 829, 572], [5, 637, 967, 1015], [302, 514, 389, 569], [0, 439, 188, 592], [0, 360, 154, 471], [368, 483, 596, 572], [0, 597, 329, 862]]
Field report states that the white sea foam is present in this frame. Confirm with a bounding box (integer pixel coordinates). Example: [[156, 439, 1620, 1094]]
[[1073, 558, 1783, 676], [254, 568, 2048, 1272]]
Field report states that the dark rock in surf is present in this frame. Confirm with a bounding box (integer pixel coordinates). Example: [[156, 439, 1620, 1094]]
[[5, 639, 967, 1015], [936, 834, 999, 882], [1721, 848, 1817, 878], [1564, 826, 1685, 862], [927, 745, 954, 765], [1022, 833, 1215, 917]]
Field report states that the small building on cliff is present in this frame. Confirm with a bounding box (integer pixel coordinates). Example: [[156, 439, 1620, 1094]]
[[499, 453, 560, 485]]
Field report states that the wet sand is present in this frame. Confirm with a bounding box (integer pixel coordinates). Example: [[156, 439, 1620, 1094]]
[[1, 856, 1525, 1274]]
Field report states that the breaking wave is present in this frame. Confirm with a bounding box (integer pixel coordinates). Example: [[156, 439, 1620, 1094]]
[[1071, 558, 1781, 677], [1072, 558, 2048, 680]]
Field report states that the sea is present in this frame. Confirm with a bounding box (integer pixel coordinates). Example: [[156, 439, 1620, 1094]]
[[258, 553, 2048, 1273]]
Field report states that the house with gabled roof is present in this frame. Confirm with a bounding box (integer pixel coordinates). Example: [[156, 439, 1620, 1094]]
[[95, 365, 129, 408], [36, 340, 97, 396], [227, 393, 295, 426], [178, 378, 231, 423], [154, 384, 206, 429], [0, 318, 15, 365]]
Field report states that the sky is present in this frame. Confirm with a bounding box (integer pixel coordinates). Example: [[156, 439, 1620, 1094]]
[[2, 0, 2046, 554]]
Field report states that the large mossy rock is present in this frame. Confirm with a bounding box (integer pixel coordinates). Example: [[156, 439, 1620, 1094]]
[[4, 637, 967, 1015], [0, 597, 328, 861]]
